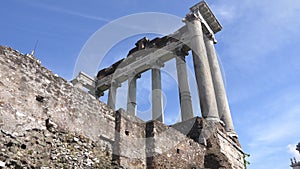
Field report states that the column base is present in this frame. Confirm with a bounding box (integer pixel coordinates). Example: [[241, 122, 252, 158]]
[[205, 117, 221, 123]]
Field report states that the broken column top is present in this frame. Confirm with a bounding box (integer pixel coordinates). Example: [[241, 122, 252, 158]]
[[190, 1, 222, 34]]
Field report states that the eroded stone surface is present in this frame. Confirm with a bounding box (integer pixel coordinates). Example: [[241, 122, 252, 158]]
[[0, 46, 117, 168], [0, 46, 244, 168], [0, 127, 112, 168]]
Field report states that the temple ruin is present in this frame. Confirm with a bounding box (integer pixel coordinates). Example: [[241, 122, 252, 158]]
[[72, 1, 236, 137], [0, 1, 246, 168], [0, 1, 246, 169]]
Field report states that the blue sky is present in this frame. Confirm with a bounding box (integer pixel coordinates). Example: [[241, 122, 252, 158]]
[[1, 0, 300, 168]]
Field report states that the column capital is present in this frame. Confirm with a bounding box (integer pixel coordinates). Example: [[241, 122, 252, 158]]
[[110, 80, 121, 88], [95, 90, 104, 97], [184, 12, 218, 44], [174, 46, 189, 58], [183, 13, 201, 23], [151, 60, 164, 69], [204, 33, 217, 44], [128, 71, 141, 79]]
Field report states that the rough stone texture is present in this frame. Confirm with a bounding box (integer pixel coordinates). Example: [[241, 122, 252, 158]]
[[0, 46, 245, 168], [0, 126, 113, 168], [173, 117, 244, 169], [0, 46, 116, 168], [146, 121, 205, 169], [113, 109, 146, 168]]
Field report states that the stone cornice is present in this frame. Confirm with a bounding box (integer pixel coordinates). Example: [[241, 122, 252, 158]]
[[190, 1, 222, 34]]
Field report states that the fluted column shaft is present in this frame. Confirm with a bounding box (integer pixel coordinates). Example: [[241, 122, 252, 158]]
[[204, 35, 236, 135], [175, 53, 194, 121], [127, 75, 137, 116], [185, 14, 219, 121], [152, 66, 164, 122]]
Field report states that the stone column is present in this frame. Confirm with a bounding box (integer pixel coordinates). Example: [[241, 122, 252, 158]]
[[204, 34, 236, 135], [175, 48, 194, 121], [151, 65, 164, 123], [184, 14, 219, 121], [107, 81, 118, 110], [127, 75, 138, 116]]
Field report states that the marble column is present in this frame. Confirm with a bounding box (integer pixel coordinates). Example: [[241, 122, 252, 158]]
[[107, 81, 118, 110], [204, 34, 236, 135], [175, 49, 194, 121], [151, 65, 164, 123], [185, 14, 219, 121], [127, 75, 137, 116]]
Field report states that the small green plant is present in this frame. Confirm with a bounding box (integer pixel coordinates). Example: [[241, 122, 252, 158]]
[[28, 149, 33, 155], [244, 153, 250, 169]]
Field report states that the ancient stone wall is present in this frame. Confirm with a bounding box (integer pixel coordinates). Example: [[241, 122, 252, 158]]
[[146, 121, 206, 169], [216, 131, 244, 169], [0, 125, 113, 168], [113, 109, 147, 168], [0, 46, 245, 168], [172, 117, 245, 169], [0, 46, 117, 168]]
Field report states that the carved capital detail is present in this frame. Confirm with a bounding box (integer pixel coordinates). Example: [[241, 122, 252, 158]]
[[151, 60, 164, 69], [183, 13, 201, 22], [205, 33, 217, 44], [110, 80, 121, 88], [174, 46, 189, 57], [128, 71, 141, 79]]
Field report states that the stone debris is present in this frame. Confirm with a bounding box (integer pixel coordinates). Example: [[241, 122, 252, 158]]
[[0, 126, 113, 168]]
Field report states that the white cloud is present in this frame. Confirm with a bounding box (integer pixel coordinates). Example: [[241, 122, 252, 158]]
[[210, 4, 236, 24], [61, 9, 110, 22], [246, 90, 300, 140], [29, 1, 110, 22], [288, 144, 300, 160], [216, 0, 300, 72], [237, 90, 300, 169]]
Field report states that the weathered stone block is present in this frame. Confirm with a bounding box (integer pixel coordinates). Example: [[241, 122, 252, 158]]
[[146, 120, 206, 169]]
